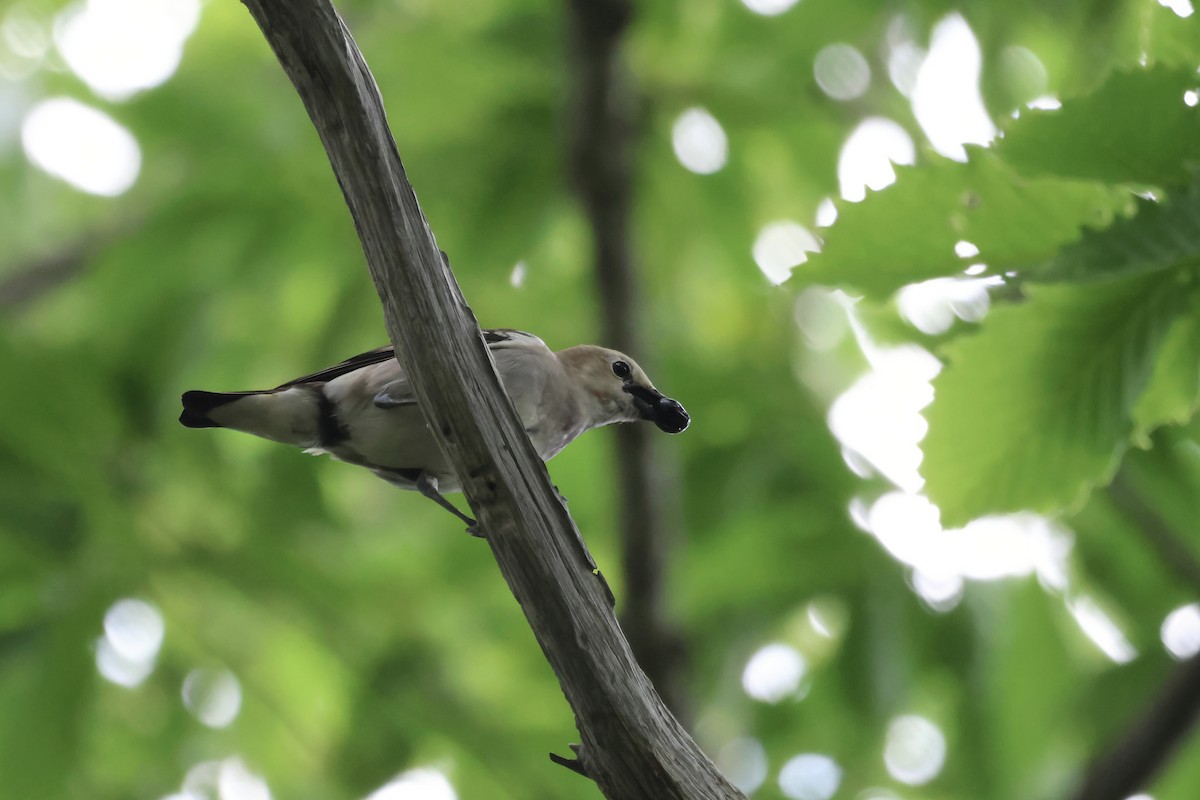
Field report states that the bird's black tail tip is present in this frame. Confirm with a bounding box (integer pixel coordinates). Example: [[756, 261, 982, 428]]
[[180, 390, 240, 428]]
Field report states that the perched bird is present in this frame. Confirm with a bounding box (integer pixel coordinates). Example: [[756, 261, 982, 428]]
[[180, 329, 689, 526]]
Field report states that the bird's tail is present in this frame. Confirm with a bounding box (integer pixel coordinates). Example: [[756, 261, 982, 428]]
[[180, 390, 245, 428], [179, 387, 322, 447]]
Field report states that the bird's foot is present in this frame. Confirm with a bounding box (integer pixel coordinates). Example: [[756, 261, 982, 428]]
[[413, 471, 481, 533]]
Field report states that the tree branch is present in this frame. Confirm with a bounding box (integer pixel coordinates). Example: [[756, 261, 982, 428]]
[[1069, 653, 1200, 800], [236, 2, 743, 797], [565, 0, 691, 723], [1068, 470, 1200, 800], [1109, 469, 1200, 594]]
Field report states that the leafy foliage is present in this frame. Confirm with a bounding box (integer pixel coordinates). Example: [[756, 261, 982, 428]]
[[923, 271, 1193, 526], [996, 68, 1200, 187], [1029, 183, 1200, 283], [4, 1, 1200, 800], [800, 60, 1200, 524], [1133, 310, 1200, 440], [800, 153, 1123, 298]]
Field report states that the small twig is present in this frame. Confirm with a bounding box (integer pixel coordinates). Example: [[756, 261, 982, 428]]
[[549, 743, 591, 779]]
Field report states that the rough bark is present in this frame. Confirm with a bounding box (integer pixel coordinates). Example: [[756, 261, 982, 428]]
[[237, 1, 744, 797], [565, 0, 690, 724]]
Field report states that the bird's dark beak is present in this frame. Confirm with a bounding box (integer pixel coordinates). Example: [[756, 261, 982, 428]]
[[623, 384, 690, 433]]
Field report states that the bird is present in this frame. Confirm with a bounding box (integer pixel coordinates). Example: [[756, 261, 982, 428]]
[[179, 328, 689, 528]]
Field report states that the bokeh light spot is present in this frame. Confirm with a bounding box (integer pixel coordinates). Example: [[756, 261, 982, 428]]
[[805, 600, 843, 638], [672, 107, 728, 175], [837, 117, 915, 202], [829, 345, 939, 492], [866, 492, 1074, 589], [1069, 595, 1137, 664], [182, 761, 221, 797], [896, 276, 994, 335], [104, 597, 164, 661], [815, 197, 838, 227], [55, 0, 201, 100], [366, 767, 458, 800], [509, 260, 527, 288], [859, 789, 902, 800], [180, 757, 271, 800], [753, 221, 821, 284], [96, 597, 163, 688], [814, 44, 870, 101], [742, 643, 806, 703], [182, 667, 243, 728], [778, 753, 842, 800], [912, 14, 996, 161], [794, 287, 848, 352], [884, 715, 946, 785], [1161, 603, 1200, 659], [742, 0, 800, 16], [885, 16, 924, 97], [1027, 96, 1062, 110], [912, 569, 964, 612], [96, 635, 155, 688], [717, 738, 768, 794], [218, 757, 272, 800], [22, 97, 141, 195], [1157, 0, 1194, 17]]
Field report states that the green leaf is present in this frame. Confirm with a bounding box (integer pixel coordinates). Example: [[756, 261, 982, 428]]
[[922, 271, 1194, 526], [998, 67, 1200, 188], [1031, 182, 1200, 282], [796, 153, 1122, 299], [1132, 305, 1200, 442], [1144, 2, 1200, 70]]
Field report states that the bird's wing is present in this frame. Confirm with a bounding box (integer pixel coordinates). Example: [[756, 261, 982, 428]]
[[275, 330, 544, 390], [275, 346, 397, 388], [373, 379, 416, 408], [482, 328, 546, 349]]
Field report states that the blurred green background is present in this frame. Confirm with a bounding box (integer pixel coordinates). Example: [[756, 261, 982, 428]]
[[4, 0, 1200, 798]]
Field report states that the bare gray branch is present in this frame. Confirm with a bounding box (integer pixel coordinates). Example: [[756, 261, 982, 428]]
[[236, 1, 743, 797]]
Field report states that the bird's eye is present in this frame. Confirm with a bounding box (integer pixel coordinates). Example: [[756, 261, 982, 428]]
[[612, 360, 632, 380]]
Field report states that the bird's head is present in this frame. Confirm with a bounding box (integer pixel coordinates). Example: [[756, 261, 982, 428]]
[[558, 346, 690, 434]]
